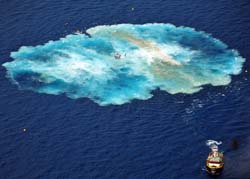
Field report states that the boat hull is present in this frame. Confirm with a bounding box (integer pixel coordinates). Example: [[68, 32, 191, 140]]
[[206, 165, 224, 175]]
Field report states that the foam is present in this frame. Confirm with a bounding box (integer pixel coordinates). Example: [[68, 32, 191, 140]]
[[2, 23, 245, 105]]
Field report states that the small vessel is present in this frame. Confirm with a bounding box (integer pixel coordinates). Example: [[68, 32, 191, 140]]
[[114, 53, 122, 59], [75, 30, 83, 34], [206, 145, 224, 175]]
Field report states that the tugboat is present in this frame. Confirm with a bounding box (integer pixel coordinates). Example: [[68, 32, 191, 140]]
[[206, 144, 224, 175]]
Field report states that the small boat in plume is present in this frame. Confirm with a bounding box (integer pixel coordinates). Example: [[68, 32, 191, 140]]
[[206, 144, 224, 175], [114, 52, 125, 59], [114, 53, 121, 59]]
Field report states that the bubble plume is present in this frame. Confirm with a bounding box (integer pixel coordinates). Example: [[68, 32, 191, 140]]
[[3, 24, 245, 105]]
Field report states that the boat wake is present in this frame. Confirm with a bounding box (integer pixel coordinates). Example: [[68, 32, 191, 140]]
[[206, 140, 222, 148], [2, 23, 245, 105]]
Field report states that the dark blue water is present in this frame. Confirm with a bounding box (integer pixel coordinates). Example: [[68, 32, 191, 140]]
[[1, 1, 250, 178]]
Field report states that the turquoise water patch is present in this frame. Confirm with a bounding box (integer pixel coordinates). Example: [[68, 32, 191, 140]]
[[2, 23, 245, 105]]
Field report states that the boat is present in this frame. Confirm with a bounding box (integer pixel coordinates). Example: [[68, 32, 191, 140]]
[[206, 145, 224, 175], [114, 53, 122, 59]]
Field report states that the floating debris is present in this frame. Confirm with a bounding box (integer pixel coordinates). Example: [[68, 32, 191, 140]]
[[75, 30, 83, 34]]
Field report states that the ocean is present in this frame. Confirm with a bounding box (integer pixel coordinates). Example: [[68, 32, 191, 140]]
[[0, 0, 250, 178]]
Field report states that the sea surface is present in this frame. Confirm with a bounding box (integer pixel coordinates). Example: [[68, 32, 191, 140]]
[[1, 0, 250, 179]]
